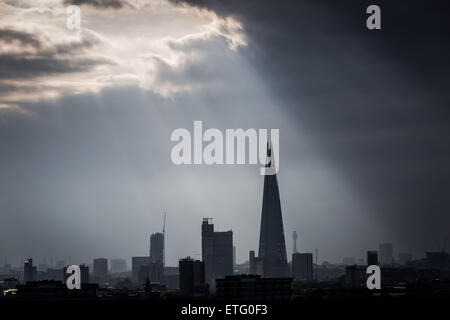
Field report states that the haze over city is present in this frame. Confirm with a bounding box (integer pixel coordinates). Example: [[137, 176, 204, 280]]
[[1, 0, 449, 269]]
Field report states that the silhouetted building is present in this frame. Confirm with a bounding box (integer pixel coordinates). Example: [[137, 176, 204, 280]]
[[249, 251, 256, 274], [164, 266, 179, 290], [24, 258, 37, 283], [398, 253, 413, 265], [292, 253, 313, 281], [367, 251, 378, 266], [132, 256, 150, 282], [138, 262, 164, 284], [93, 258, 108, 283], [345, 265, 367, 288], [110, 259, 127, 274], [202, 218, 233, 289], [80, 264, 89, 284], [179, 257, 209, 297], [150, 232, 164, 266], [63, 264, 89, 284], [379, 243, 393, 266], [256, 144, 289, 277], [216, 275, 293, 300]]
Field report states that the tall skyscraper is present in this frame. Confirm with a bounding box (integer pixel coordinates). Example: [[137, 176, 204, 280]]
[[257, 144, 289, 277], [24, 258, 37, 283], [292, 230, 298, 254], [93, 258, 108, 283], [379, 243, 393, 266], [150, 232, 164, 266], [201, 218, 233, 289]]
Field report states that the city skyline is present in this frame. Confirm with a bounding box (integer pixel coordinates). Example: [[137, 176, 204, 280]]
[[1, 0, 449, 270]]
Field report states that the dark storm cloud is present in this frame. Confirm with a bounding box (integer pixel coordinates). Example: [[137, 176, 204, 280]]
[[0, 54, 111, 79], [0, 28, 110, 80], [63, 0, 129, 9], [0, 28, 41, 48], [178, 0, 450, 251]]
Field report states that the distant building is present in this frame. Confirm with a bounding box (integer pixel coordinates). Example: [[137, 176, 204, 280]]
[[63, 264, 89, 284], [93, 258, 108, 283], [216, 275, 293, 300], [398, 253, 413, 265], [132, 256, 150, 282], [111, 259, 127, 274], [24, 258, 37, 283], [164, 266, 179, 290], [202, 218, 233, 289], [367, 251, 378, 266], [150, 232, 164, 266], [292, 253, 313, 281], [379, 243, 393, 266], [179, 257, 209, 297], [138, 262, 164, 284], [80, 264, 89, 284], [345, 265, 367, 288]]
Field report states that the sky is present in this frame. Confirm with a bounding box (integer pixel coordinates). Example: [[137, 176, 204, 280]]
[[0, 0, 449, 268]]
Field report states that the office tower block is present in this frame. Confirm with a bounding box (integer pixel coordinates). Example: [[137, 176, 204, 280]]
[[201, 218, 233, 289], [80, 264, 89, 284], [24, 258, 37, 283], [379, 243, 394, 266], [111, 259, 127, 274], [132, 256, 150, 282], [292, 253, 313, 281], [150, 232, 164, 266], [179, 257, 208, 297], [367, 251, 378, 266], [93, 258, 108, 283], [257, 143, 289, 277]]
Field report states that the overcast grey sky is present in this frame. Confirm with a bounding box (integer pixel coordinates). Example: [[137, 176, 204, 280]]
[[0, 0, 449, 267]]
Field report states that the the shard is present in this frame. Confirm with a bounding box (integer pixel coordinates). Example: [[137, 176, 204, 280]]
[[257, 143, 289, 277]]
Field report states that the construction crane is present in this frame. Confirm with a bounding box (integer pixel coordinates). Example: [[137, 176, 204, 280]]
[[162, 211, 166, 234]]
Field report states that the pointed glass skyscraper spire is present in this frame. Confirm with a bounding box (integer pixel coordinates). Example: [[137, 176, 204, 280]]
[[257, 142, 289, 277]]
